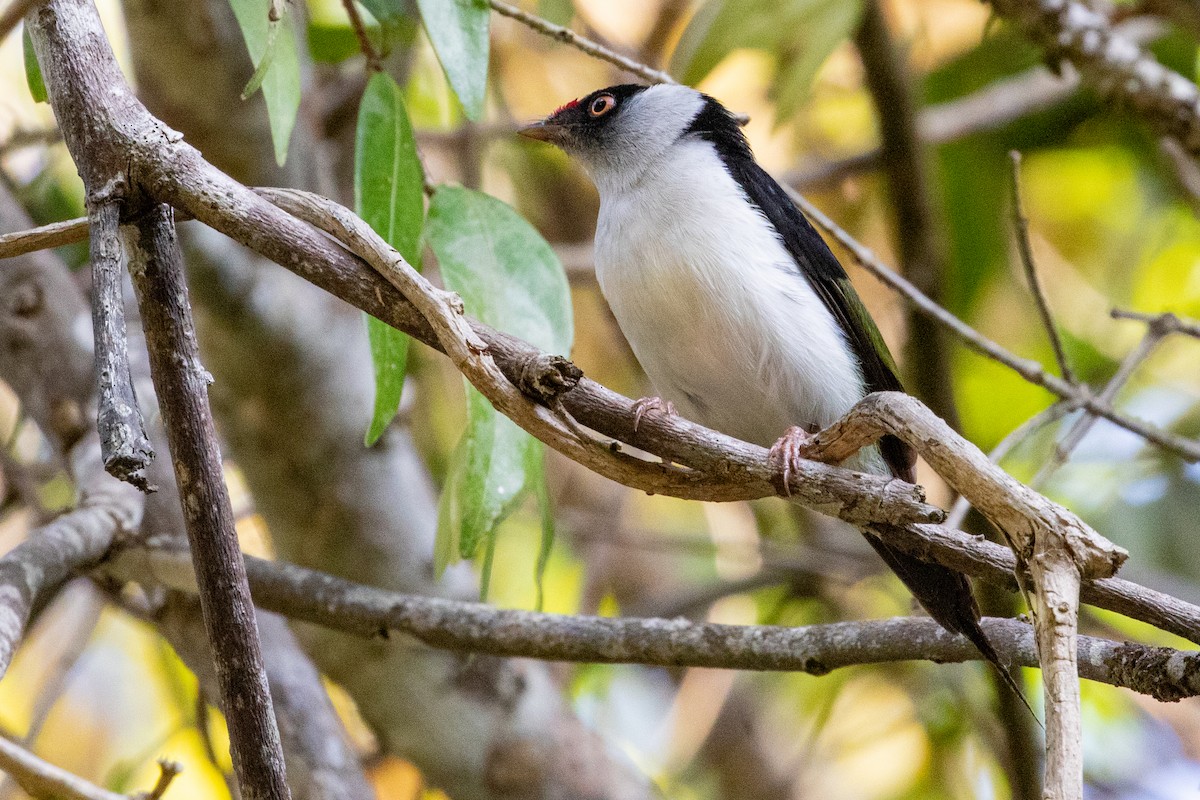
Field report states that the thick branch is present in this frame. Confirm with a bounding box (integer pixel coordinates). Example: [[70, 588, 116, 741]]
[[1031, 543, 1084, 799], [804, 391, 1126, 579], [124, 204, 289, 800], [107, 544, 1200, 702], [990, 0, 1200, 154]]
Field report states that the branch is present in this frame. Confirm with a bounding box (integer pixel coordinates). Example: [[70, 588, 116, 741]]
[[1030, 527, 1084, 798], [0, 215, 88, 259], [123, 204, 290, 800], [1010, 150, 1076, 386], [488, 0, 675, 85], [1112, 307, 1200, 340], [989, 0, 1200, 155], [802, 392, 1125, 576], [800, 392, 1127, 798], [87, 189, 154, 490], [105, 544, 1200, 702]]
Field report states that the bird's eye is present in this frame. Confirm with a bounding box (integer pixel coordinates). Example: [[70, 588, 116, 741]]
[[589, 94, 616, 117]]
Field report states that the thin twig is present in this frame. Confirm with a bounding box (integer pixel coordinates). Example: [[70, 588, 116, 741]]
[[1112, 307, 1200, 339], [1031, 306, 1200, 486], [1010, 150, 1077, 386], [340, 0, 381, 72], [1032, 327, 1165, 487], [135, 760, 182, 800], [125, 204, 290, 800], [87, 189, 155, 491], [0, 215, 88, 259], [488, 0, 675, 85]]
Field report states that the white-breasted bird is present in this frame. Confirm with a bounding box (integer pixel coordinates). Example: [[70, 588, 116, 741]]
[[521, 83, 1020, 697]]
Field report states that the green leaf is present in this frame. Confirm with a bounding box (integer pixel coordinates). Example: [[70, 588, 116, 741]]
[[229, 0, 302, 165], [426, 186, 572, 354], [364, 317, 412, 445], [672, 0, 863, 121], [355, 72, 426, 445], [23, 27, 47, 103], [426, 186, 572, 587], [414, 0, 490, 120]]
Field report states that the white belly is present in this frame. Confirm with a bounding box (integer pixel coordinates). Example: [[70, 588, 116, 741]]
[[593, 141, 871, 456]]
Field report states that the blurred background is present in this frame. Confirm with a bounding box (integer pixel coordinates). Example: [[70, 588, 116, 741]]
[[2, 0, 1200, 798]]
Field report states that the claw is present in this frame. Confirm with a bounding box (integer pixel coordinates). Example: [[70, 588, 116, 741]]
[[769, 426, 816, 497], [631, 396, 677, 433]]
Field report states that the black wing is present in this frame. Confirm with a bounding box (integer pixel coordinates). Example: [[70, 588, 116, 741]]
[[686, 97, 914, 479], [682, 97, 1022, 702], [722, 158, 916, 480]]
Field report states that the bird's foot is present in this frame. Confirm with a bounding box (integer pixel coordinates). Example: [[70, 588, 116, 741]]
[[769, 425, 819, 497], [631, 396, 677, 433]]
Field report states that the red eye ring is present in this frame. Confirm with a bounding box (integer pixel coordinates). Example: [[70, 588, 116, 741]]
[[589, 94, 616, 117]]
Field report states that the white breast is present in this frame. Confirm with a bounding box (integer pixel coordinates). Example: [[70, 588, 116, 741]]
[[593, 140, 870, 453]]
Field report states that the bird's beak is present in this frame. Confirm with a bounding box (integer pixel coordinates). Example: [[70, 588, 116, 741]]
[[518, 120, 565, 143]]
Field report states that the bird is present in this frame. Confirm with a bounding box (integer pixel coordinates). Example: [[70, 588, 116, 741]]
[[520, 83, 1027, 705]]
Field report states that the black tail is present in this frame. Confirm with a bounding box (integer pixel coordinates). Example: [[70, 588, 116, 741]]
[[866, 527, 1041, 726]]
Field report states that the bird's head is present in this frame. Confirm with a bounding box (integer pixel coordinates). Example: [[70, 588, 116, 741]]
[[519, 84, 749, 192]]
